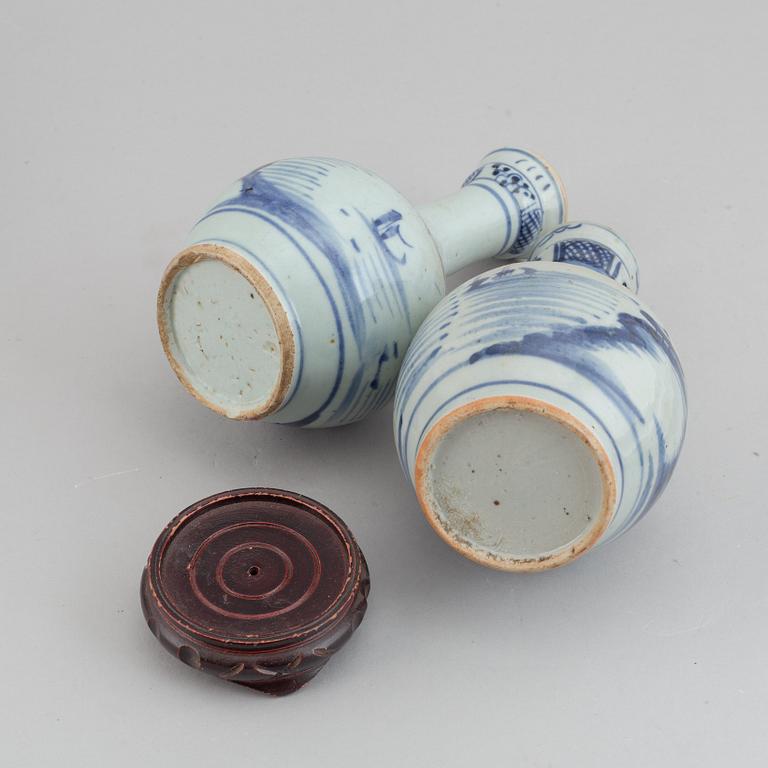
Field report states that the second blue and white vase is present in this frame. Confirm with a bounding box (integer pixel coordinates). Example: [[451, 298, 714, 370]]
[[394, 223, 686, 570]]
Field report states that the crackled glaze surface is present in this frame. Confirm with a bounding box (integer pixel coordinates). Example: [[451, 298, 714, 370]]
[[158, 149, 566, 427], [394, 224, 686, 569]]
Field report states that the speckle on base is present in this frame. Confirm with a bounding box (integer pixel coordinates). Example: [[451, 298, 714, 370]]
[[419, 403, 609, 569]]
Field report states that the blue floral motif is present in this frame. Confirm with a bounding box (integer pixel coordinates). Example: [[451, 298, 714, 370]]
[[488, 163, 543, 255], [462, 156, 552, 257]]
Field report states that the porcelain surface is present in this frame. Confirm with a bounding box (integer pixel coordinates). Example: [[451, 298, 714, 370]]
[[158, 149, 566, 427], [529, 221, 639, 292], [394, 223, 686, 569]]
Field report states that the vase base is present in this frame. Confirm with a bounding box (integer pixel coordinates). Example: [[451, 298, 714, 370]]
[[415, 396, 616, 571], [157, 243, 295, 420]]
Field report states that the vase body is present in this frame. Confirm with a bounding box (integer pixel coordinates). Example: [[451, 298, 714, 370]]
[[394, 231, 686, 570], [157, 149, 566, 427]]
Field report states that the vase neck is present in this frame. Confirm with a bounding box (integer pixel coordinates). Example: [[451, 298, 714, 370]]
[[418, 148, 567, 276], [528, 222, 639, 294]]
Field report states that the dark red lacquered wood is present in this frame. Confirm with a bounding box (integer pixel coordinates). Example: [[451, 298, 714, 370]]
[[141, 488, 370, 695]]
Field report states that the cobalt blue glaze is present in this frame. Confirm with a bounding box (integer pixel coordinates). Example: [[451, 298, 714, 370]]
[[394, 223, 685, 570], [158, 148, 567, 427], [529, 222, 639, 291]]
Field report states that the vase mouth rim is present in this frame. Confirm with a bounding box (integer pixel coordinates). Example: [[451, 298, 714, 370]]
[[481, 146, 569, 238], [157, 243, 296, 420], [414, 395, 617, 571], [529, 149, 569, 223]]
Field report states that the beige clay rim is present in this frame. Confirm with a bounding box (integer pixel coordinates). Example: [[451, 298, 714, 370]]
[[157, 243, 295, 420], [535, 148, 569, 223], [414, 396, 616, 572]]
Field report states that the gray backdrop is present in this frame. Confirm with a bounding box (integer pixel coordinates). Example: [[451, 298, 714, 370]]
[[2, 1, 766, 765]]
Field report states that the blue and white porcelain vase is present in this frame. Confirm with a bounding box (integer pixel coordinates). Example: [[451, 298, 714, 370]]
[[157, 148, 565, 427], [394, 223, 686, 570]]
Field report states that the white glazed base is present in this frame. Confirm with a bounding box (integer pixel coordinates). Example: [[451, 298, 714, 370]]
[[158, 244, 295, 420], [415, 397, 616, 571]]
